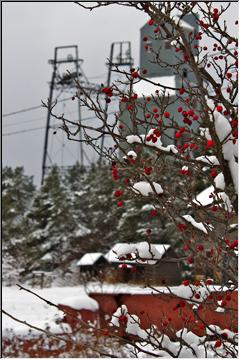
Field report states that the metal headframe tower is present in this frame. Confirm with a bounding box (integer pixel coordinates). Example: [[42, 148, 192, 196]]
[[41, 45, 98, 184], [99, 41, 134, 165]]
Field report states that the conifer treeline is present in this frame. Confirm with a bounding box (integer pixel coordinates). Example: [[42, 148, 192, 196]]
[[2, 163, 178, 285]]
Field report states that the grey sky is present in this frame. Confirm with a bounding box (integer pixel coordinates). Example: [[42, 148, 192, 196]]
[[2, 2, 238, 186], [3, 2, 147, 185]]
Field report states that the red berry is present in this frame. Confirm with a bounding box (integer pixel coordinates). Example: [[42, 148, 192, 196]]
[[207, 139, 215, 148], [117, 201, 124, 207], [216, 105, 223, 112], [206, 279, 214, 286], [114, 190, 123, 197], [179, 88, 185, 95], [153, 129, 161, 137], [132, 71, 139, 79], [144, 167, 152, 175], [175, 131, 181, 139], [119, 314, 128, 324], [221, 300, 227, 307], [183, 279, 190, 286], [178, 107, 183, 112], [151, 209, 158, 217], [121, 96, 128, 103], [102, 87, 111, 94], [164, 111, 170, 118], [120, 263, 128, 269], [153, 107, 158, 113], [148, 19, 154, 26], [178, 223, 186, 231], [210, 169, 218, 178], [215, 340, 222, 348], [197, 244, 204, 252]]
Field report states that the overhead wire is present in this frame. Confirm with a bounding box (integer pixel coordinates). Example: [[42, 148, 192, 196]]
[[2, 111, 117, 136], [3, 94, 119, 121]]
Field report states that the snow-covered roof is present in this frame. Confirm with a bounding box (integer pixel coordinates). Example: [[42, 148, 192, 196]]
[[59, 294, 99, 311], [77, 252, 104, 266], [105, 242, 171, 265], [133, 75, 176, 98], [40, 253, 53, 262]]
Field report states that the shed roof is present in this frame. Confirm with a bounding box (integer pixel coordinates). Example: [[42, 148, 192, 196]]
[[77, 252, 104, 266], [105, 242, 171, 265]]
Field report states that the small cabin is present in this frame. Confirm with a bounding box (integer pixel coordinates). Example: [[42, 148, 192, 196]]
[[77, 252, 108, 281], [104, 242, 182, 285]]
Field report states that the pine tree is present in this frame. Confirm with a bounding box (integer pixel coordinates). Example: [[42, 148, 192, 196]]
[[25, 166, 74, 274], [2, 166, 35, 284]]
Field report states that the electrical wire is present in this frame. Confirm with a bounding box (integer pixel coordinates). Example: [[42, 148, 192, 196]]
[[2, 97, 73, 118], [2, 127, 46, 136], [2, 111, 117, 136], [3, 93, 119, 121]]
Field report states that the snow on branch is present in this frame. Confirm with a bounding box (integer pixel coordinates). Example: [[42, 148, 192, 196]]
[[182, 215, 214, 234]]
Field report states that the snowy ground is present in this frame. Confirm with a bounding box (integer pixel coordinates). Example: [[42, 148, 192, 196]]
[[2, 282, 231, 338], [2, 286, 86, 337]]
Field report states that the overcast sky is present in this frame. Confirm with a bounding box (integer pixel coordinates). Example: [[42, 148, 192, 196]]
[[2, 2, 238, 186]]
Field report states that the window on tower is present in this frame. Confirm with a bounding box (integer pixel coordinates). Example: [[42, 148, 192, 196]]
[[164, 40, 171, 50]]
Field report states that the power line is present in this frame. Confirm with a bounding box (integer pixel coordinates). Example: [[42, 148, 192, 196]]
[[2, 97, 73, 118], [3, 116, 46, 128], [2, 127, 46, 136], [3, 94, 119, 120], [2, 111, 117, 136]]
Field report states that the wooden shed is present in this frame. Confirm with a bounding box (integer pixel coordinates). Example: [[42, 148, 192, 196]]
[[104, 242, 182, 285], [77, 252, 108, 281]]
